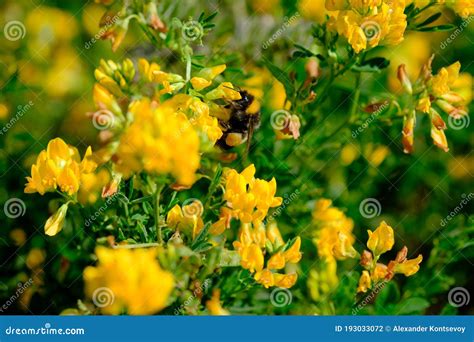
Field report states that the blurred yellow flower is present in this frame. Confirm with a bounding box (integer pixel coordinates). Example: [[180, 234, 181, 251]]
[[312, 199, 357, 261], [114, 99, 200, 186], [206, 289, 229, 315], [84, 247, 174, 315]]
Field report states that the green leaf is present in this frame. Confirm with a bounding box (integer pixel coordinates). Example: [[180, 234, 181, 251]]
[[417, 24, 456, 32], [395, 297, 430, 314], [352, 57, 390, 73], [416, 12, 442, 28], [262, 58, 295, 99], [191, 221, 211, 250]]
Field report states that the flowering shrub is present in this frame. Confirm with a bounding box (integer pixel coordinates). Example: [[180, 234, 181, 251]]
[[0, 0, 472, 315]]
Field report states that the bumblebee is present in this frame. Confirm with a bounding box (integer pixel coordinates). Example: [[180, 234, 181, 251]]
[[217, 90, 261, 151]]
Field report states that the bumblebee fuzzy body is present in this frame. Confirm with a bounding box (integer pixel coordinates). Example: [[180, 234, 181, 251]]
[[217, 90, 261, 150]]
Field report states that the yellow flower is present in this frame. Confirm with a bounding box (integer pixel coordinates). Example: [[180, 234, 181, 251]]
[[223, 164, 282, 227], [394, 254, 423, 276], [254, 269, 275, 288], [357, 270, 372, 293], [239, 243, 264, 273], [206, 289, 230, 315], [430, 125, 449, 152], [78, 169, 111, 204], [44, 203, 69, 236], [26, 248, 46, 270], [166, 204, 204, 240], [25, 138, 97, 196], [273, 273, 298, 288], [417, 96, 431, 113], [283, 237, 302, 263], [308, 259, 338, 302], [266, 221, 285, 249], [115, 99, 200, 186], [450, 0, 474, 18], [198, 65, 226, 80], [299, 0, 329, 23], [367, 221, 394, 257], [371, 263, 389, 281], [431, 61, 461, 97], [267, 252, 286, 270], [190, 77, 212, 91], [206, 82, 242, 101], [312, 199, 356, 261], [84, 247, 174, 315]]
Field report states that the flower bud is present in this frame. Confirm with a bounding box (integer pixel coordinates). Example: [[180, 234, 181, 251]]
[[45, 203, 68, 236], [402, 111, 416, 154], [397, 64, 412, 94]]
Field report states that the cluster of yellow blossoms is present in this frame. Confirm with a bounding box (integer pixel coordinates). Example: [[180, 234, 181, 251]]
[[357, 221, 423, 293], [234, 222, 301, 288], [326, 0, 407, 53], [219, 164, 283, 228], [83, 247, 174, 315], [114, 98, 200, 186], [92, 58, 245, 186], [25, 138, 96, 196], [24, 138, 97, 236], [398, 56, 471, 153]]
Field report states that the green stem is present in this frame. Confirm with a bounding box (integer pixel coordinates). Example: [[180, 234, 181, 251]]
[[349, 72, 362, 124], [154, 184, 165, 244]]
